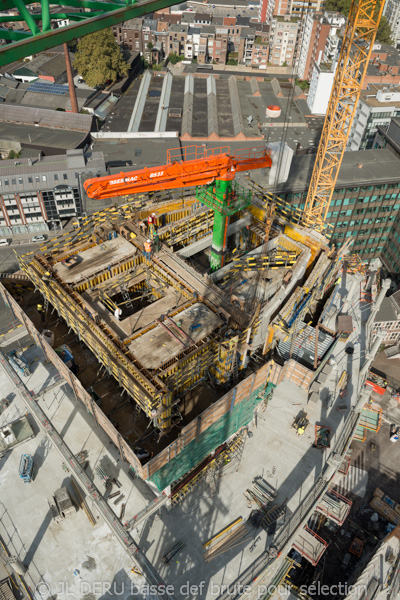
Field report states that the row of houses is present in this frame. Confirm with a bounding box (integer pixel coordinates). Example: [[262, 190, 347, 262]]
[[112, 9, 347, 71]]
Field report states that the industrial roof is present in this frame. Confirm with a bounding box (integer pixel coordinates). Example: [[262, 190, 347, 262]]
[[0, 150, 105, 177], [271, 147, 400, 193], [0, 104, 93, 132]]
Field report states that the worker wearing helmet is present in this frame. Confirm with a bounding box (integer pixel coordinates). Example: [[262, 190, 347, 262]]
[[148, 213, 156, 239], [144, 239, 152, 260]]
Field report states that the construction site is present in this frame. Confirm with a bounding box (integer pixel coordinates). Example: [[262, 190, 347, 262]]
[[1, 0, 400, 597]]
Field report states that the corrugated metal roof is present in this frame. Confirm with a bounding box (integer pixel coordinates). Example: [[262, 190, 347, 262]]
[[0, 104, 92, 132]]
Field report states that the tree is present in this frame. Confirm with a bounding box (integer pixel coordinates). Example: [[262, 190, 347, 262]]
[[73, 29, 128, 88], [147, 42, 154, 50], [377, 16, 393, 44], [325, 0, 393, 44], [168, 53, 180, 65]]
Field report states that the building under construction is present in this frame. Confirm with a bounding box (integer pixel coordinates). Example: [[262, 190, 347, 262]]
[[2, 168, 345, 494]]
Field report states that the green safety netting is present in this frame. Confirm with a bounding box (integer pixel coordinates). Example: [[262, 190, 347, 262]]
[[149, 381, 276, 491]]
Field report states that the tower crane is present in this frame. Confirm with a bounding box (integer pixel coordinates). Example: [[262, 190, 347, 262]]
[[302, 0, 385, 231], [84, 145, 271, 270]]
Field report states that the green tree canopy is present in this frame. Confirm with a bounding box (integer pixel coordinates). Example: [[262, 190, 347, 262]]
[[73, 29, 128, 88], [325, 0, 393, 43], [376, 16, 393, 44]]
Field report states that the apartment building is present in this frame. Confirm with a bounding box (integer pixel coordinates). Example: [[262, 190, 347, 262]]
[[384, 0, 400, 48], [167, 24, 189, 55], [307, 61, 336, 113], [347, 84, 400, 150], [209, 32, 229, 64], [259, 0, 325, 19], [238, 26, 257, 63], [297, 12, 331, 80], [0, 150, 105, 235], [269, 17, 300, 66], [251, 30, 270, 68]]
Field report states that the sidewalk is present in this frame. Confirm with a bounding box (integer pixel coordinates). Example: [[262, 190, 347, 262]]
[[5, 219, 75, 246]]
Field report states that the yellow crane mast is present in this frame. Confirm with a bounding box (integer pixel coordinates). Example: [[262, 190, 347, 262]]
[[303, 0, 385, 231]]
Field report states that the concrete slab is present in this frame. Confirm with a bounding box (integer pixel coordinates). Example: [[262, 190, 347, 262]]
[[128, 303, 223, 368], [333, 465, 369, 497], [53, 236, 136, 284], [0, 369, 141, 600]]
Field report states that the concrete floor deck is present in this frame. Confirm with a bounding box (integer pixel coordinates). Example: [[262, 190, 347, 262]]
[[53, 236, 136, 284], [128, 303, 223, 368]]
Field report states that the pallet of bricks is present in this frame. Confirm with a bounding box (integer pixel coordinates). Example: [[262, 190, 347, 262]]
[[370, 488, 400, 525]]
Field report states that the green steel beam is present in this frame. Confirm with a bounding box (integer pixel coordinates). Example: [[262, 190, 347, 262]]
[[0, 0, 124, 9], [0, 12, 104, 22], [0, 0, 181, 66]]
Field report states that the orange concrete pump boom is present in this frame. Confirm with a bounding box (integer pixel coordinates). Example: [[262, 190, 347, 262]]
[[84, 145, 272, 200]]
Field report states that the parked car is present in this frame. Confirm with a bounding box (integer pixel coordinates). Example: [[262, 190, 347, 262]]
[[31, 235, 46, 243], [0, 239, 9, 246], [77, 77, 84, 84]]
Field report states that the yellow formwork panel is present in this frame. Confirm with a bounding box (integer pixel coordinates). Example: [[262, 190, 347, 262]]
[[284, 225, 322, 264], [248, 204, 266, 222]]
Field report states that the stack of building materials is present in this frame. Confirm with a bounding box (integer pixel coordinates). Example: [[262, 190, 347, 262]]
[[370, 488, 400, 525], [203, 518, 254, 562]]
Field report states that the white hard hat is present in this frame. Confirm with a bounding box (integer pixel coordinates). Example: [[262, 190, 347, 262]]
[[152, 212, 155, 216], [147, 239, 151, 242]]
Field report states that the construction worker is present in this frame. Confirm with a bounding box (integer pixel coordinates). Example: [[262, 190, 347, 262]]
[[242, 225, 250, 250], [148, 213, 156, 239], [143, 239, 152, 260], [114, 307, 122, 320], [37, 302, 45, 323], [153, 231, 160, 253]]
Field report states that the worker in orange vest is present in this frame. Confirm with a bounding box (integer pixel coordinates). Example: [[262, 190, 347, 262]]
[[143, 239, 152, 260]]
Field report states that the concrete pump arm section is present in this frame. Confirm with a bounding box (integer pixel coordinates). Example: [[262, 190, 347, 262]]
[[84, 146, 272, 200]]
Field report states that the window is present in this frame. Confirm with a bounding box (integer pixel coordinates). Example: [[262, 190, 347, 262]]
[[28, 177, 33, 183], [63, 174, 68, 181], [35, 176, 39, 182], [42, 175, 47, 182], [18, 178, 23, 184], [12, 179, 16, 185], [5, 180, 8, 186], [54, 174, 59, 181]]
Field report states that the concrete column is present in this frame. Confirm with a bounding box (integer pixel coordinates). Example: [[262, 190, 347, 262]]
[[64, 43, 79, 114]]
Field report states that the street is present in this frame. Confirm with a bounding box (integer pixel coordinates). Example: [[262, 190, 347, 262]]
[[0, 242, 34, 273]]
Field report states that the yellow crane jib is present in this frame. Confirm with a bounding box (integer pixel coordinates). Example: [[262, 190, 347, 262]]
[[303, 0, 385, 231]]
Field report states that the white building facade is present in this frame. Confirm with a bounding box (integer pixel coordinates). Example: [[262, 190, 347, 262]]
[[307, 62, 336, 114], [347, 86, 400, 150]]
